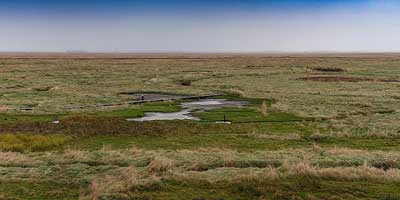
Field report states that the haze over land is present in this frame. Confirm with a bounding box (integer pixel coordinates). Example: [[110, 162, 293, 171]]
[[1, 0, 400, 52], [2, 1, 400, 199]]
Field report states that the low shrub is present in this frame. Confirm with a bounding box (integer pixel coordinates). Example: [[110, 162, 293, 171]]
[[312, 67, 346, 72], [177, 79, 192, 86], [32, 86, 53, 91]]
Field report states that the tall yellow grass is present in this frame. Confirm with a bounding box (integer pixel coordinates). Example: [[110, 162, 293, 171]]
[[0, 134, 70, 152]]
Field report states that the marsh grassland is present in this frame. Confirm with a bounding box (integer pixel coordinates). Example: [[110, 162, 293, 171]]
[[0, 53, 400, 199]]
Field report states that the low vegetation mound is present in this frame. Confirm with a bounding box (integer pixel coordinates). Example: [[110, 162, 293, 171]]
[[174, 78, 193, 86]]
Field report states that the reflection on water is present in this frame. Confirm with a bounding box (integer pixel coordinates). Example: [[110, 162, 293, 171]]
[[127, 109, 199, 122]]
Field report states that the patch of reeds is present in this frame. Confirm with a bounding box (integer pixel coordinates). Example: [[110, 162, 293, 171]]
[[0, 133, 69, 152]]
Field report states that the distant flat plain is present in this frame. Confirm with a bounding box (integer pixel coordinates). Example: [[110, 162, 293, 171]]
[[0, 53, 400, 199]]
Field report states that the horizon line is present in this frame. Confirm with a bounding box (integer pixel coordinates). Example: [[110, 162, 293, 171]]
[[2, 51, 400, 54]]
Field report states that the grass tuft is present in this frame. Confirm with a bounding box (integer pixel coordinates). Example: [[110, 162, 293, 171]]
[[148, 156, 175, 173]]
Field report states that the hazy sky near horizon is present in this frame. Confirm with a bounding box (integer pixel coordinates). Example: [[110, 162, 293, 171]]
[[1, 0, 400, 52]]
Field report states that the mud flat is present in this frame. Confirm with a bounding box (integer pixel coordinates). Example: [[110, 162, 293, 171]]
[[127, 99, 247, 121]]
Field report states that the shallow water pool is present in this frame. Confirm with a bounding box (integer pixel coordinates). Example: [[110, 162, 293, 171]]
[[126, 99, 247, 121]]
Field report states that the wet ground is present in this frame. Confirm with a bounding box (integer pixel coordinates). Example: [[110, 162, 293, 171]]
[[126, 99, 247, 122], [125, 93, 188, 101]]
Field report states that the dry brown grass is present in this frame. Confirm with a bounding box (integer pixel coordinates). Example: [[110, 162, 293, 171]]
[[1, 53, 399, 137], [246, 132, 302, 140], [259, 100, 268, 116], [1, 146, 400, 199], [0, 106, 9, 113], [229, 88, 245, 97], [148, 156, 175, 173], [283, 161, 400, 182], [63, 149, 90, 161], [82, 166, 161, 200]]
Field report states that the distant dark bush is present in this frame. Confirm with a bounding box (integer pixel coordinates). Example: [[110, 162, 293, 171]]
[[33, 86, 53, 91], [371, 160, 398, 171], [177, 79, 192, 86], [312, 67, 346, 72]]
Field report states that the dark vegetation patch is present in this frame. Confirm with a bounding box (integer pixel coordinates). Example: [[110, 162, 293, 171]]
[[132, 178, 400, 200], [297, 76, 373, 82], [297, 76, 400, 83], [32, 86, 53, 92], [376, 110, 396, 114], [176, 79, 192, 86], [219, 93, 275, 105], [380, 79, 400, 83], [0, 115, 234, 136], [0, 113, 61, 124], [0, 181, 80, 200], [312, 67, 346, 72], [245, 65, 275, 68], [119, 91, 191, 96], [371, 160, 399, 171]]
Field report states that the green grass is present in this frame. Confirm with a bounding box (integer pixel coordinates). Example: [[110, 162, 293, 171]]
[[194, 107, 307, 123], [68, 133, 400, 152], [87, 176, 400, 200], [139, 179, 255, 200], [0, 101, 182, 124], [93, 101, 183, 118], [0, 181, 80, 200], [68, 134, 310, 151], [0, 113, 63, 124], [216, 94, 274, 105]]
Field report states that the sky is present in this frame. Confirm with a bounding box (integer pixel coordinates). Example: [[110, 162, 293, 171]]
[[1, 0, 400, 52]]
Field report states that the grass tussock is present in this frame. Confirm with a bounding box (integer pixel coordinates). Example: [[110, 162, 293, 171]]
[[0, 106, 9, 113], [176, 79, 192, 86], [82, 166, 161, 200], [148, 156, 175, 173], [282, 161, 400, 182], [228, 88, 245, 97], [0, 134, 69, 152], [258, 100, 268, 116], [297, 76, 373, 82], [63, 149, 90, 161]]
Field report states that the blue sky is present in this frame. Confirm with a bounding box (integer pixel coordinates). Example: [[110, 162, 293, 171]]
[[1, 0, 400, 52]]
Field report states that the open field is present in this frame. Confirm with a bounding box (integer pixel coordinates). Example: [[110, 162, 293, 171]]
[[0, 53, 400, 199]]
